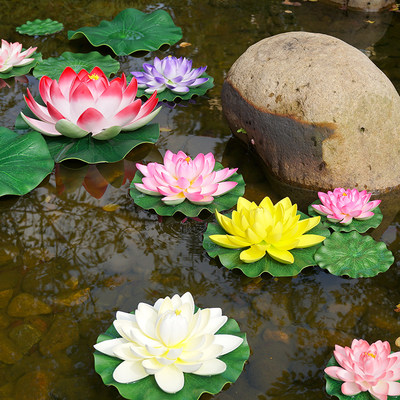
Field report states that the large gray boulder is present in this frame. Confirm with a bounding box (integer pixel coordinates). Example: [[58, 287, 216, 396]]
[[222, 31, 400, 192], [327, 0, 394, 12]]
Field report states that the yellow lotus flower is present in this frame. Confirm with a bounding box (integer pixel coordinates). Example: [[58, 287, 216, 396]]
[[209, 196, 326, 264]]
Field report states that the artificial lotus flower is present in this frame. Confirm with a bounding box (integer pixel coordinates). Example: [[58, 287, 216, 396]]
[[94, 292, 243, 394], [210, 196, 325, 264], [312, 188, 381, 225], [21, 67, 161, 141], [134, 150, 238, 205], [0, 40, 37, 73], [325, 339, 400, 400], [131, 56, 208, 94]]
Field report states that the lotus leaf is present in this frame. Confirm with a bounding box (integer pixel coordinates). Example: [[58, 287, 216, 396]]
[[68, 9, 182, 56], [16, 18, 64, 36], [129, 163, 245, 217], [94, 316, 249, 400], [314, 231, 394, 278], [203, 211, 330, 277], [308, 201, 383, 233], [33, 51, 120, 79], [0, 127, 54, 196]]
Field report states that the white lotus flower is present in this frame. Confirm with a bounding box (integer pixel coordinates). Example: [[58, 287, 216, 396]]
[[94, 292, 243, 394]]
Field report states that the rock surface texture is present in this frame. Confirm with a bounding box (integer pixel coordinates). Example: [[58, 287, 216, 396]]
[[222, 32, 400, 192], [327, 0, 394, 12]]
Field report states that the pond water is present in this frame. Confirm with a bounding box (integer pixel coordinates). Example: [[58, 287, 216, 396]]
[[1, 1, 400, 399]]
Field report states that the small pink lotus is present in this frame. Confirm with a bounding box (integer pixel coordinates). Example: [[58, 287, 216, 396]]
[[134, 151, 238, 205], [21, 67, 161, 140], [325, 339, 400, 400], [0, 40, 37, 73], [312, 188, 381, 224]]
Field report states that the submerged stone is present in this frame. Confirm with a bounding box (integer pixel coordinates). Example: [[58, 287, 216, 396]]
[[222, 31, 400, 192], [7, 293, 51, 317], [9, 324, 42, 354], [39, 314, 79, 355], [14, 371, 53, 400], [0, 289, 13, 309], [0, 332, 23, 364]]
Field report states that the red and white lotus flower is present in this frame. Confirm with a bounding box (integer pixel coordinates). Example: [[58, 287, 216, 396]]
[[21, 67, 161, 140], [0, 40, 37, 73]]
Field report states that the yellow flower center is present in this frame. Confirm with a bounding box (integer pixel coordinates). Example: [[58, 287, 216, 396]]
[[342, 193, 347, 196], [175, 309, 182, 315], [364, 352, 376, 358], [185, 157, 191, 163], [88, 73, 99, 80]]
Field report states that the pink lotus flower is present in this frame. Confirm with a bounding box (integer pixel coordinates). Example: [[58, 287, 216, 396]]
[[312, 188, 381, 224], [325, 339, 400, 400], [21, 67, 161, 141], [0, 40, 37, 73], [134, 151, 238, 205]]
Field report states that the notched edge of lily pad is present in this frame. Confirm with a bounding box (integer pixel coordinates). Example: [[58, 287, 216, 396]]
[[129, 163, 245, 217], [0, 128, 54, 197], [94, 316, 250, 400], [202, 211, 331, 278], [314, 231, 394, 278], [16, 19, 64, 36], [308, 201, 383, 233], [67, 9, 183, 56], [32, 51, 120, 79]]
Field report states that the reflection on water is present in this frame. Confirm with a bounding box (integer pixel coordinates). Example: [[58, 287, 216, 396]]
[[0, 0, 400, 399]]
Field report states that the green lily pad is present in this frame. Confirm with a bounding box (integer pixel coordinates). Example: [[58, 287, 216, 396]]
[[129, 163, 245, 217], [202, 211, 330, 278], [68, 8, 182, 56], [0, 51, 41, 79], [132, 73, 214, 102], [0, 127, 54, 196], [308, 201, 383, 233], [33, 51, 120, 79], [15, 97, 160, 164], [94, 316, 249, 400], [314, 231, 394, 278], [16, 18, 64, 36], [325, 356, 400, 400]]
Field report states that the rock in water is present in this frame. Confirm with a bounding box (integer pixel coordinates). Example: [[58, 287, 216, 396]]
[[222, 32, 400, 192]]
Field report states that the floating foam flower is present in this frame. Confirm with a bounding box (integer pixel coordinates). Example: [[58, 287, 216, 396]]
[[131, 56, 208, 94], [325, 339, 400, 400], [312, 188, 381, 225], [210, 196, 325, 264], [134, 151, 238, 205], [0, 40, 37, 73], [94, 292, 243, 394], [21, 67, 161, 141]]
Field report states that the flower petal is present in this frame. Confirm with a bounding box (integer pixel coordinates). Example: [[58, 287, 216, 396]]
[[113, 360, 149, 384], [154, 365, 184, 394]]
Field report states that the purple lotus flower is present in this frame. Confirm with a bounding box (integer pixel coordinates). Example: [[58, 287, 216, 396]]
[[131, 56, 208, 94]]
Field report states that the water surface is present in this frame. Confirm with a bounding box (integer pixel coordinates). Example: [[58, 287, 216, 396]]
[[0, 1, 400, 399]]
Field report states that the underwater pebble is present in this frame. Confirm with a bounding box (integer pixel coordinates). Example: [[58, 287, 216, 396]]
[[0, 381, 14, 397], [9, 323, 42, 354], [39, 314, 79, 355], [0, 289, 13, 309], [0, 245, 19, 267], [53, 288, 90, 307], [0, 332, 23, 364], [0, 268, 21, 291], [14, 370, 54, 400], [263, 328, 290, 344], [7, 293, 51, 317], [0, 311, 11, 329]]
